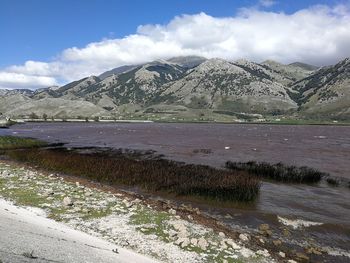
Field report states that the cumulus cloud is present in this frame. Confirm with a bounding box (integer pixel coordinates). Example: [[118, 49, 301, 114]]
[[0, 72, 58, 90], [1, 3, 350, 89]]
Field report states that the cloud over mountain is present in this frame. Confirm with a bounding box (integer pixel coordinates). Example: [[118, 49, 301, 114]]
[[1, 3, 350, 89]]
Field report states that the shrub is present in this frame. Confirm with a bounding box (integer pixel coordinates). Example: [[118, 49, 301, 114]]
[[225, 161, 325, 183]]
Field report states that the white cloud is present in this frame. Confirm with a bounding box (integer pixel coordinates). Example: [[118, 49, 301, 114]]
[[0, 72, 58, 90], [259, 0, 276, 7], [1, 3, 350, 89]]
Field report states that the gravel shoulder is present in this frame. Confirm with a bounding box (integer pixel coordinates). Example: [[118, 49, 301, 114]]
[[0, 199, 157, 263]]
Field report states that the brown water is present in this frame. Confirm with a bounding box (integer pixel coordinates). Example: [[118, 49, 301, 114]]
[[2, 122, 350, 258]]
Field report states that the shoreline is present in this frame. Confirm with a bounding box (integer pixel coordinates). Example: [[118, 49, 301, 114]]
[[1, 157, 349, 263], [6, 118, 350, 126], [0, 159, 282, 263]]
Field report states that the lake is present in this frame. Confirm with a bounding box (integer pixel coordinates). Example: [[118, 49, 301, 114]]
[[2, 122, 350, 259]]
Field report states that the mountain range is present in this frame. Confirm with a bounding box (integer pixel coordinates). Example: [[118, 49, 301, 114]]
[[0, 56, 349, 121]]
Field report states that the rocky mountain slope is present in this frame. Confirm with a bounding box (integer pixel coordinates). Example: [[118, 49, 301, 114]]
[[0, 56, 348, 120], [291, 58, 350, 119]]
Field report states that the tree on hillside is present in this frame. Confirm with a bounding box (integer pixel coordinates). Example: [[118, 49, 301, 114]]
[[29, 112, 39, 120], [43, 113, 48, 121]]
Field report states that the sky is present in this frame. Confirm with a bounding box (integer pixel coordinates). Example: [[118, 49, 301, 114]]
[[0, 0, 350, 90]]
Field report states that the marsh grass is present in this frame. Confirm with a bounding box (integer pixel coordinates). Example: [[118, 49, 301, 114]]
[[8, 149, 260, 202], [326, 177, 339, 186], [225, 161, 325, 183], [0, 136, 46, 150]]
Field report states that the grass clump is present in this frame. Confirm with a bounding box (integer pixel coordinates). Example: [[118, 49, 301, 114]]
[[8, 149, 260, 202], [326, 177, 339, 186], [0, 136, 46, 150], [225, 161, 325, 183]]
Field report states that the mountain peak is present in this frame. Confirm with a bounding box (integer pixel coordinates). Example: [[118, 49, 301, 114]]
[[167, 56, 207, 68], [288, 62, 319, 71]]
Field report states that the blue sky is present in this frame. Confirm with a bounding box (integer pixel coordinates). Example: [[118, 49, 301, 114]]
[[0, 0, 345, 67], [0, 0, 350, 89]]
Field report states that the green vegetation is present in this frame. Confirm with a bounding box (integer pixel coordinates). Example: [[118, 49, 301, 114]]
[[225, 161, 325, 183], [7, 148, 260, 202], [0, 136, 46, 150]]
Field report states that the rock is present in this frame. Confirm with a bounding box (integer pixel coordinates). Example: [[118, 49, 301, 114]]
[[258, 237, 265, 244], [296, 252, 310, 262], [306, 247, 322, 255], [219, 232, 225, 238], [43, 189, 54, 197], [240, 247, 256, 258], [187, 215, 193, 220], [168, 230, 177, 238], [177, 229, 189, 238], [175, 237, 190, 248], [225, 239, 240, 250], [273, 239, 282, 246], [257, 249, 270, 257], [259, 224, 270, 231], [181, 238, 190, 248], [84, 191, 93, 197], [279, 251, 286, 258], [288, 260, 298, 263], [197, 238, 208, 250], [75, 182, 80, 187], [172, 222, 187, 233], [259, 224, 273, 236], [194, 208, 201, 215], [62, 197, 73, 206], [220, 240, 228, 250], [132, 198, 142, 205], [224, 214, 233, 219], [239, 233, 250, 242], [224, 146, 230, 150], [190, 238, 198, 246]]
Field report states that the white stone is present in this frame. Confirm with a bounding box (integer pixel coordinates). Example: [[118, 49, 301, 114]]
[[239, 233, 250, 242], [279, 252, 286, 258], [190, 238, 198, 246], [62, 197, 73, 206], [197, 238, 208, 250], [168, 208, 176, 215]]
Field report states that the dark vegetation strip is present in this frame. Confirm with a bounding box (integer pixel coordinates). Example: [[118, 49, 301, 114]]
[[225, 161, 325, 183], [7, 149, 261, 202], [0, 136, 47, 150]]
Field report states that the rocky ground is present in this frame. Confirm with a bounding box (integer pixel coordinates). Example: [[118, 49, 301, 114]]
[[0, 160, 285, 263]]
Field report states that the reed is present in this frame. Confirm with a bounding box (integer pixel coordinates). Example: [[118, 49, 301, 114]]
[[225, 161, 324, 183], [8, 149, 261, 202]]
